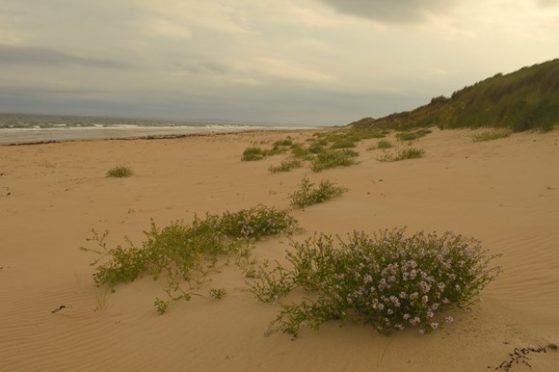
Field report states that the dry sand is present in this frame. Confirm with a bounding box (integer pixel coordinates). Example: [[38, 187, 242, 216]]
[[1, 128, 558, 371]]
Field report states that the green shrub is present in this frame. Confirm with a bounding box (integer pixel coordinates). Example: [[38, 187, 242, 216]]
[[377, 140, 393, 149], [471, 129, 513, 142], [269, 159, 302, 173], [209, 288, 227, 300], [273, 138, 293, 147], [106, 166, 133, 178], [83, 206, 298, 312], [308, 142, 324, 154], [396, 128, 432, 141], [290, 144, 311, 159], [251, 229, 501, 338], [330, 137, 356, 149], [289, 177, 346, 209], [311, 149, 358, 172], [379, 148, 424, 162], [218, 206, 298, 240], [242, 147, 267, 161]]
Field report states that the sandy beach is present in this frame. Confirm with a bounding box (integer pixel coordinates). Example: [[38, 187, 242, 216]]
[[1, 128, 558, 371]]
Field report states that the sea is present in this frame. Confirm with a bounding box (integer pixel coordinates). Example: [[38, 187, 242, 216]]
[[0, 113, 315, 145]]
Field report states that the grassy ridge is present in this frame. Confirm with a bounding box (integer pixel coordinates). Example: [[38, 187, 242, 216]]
[[351, 59, 559, 132]]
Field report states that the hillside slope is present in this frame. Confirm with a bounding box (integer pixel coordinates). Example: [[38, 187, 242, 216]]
[[351, 59, 559, 132]]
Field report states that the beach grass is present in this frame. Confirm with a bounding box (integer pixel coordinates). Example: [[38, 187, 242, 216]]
[[269, 159, 302, 173], [311, 149, 358, 172], [379, 148, 424, 162], [396, 128, 432, 141], [106, 166, 133, 178], [376, 140, 393, 149], [472, 129, 513, 142], [242, 147, 268, 161], [289, 177, 347, 209]]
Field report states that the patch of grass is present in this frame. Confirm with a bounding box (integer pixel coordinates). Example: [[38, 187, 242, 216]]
[[311, 149, 358, 172], [82, 206, 298, 313], [251, 229, 501, 338], [290, 144, 312, 159], [106, 166, 133, 178], [376, 140, 393, 149], [329, 137, 356, 149], [242, 147, 267, 161], [379, 148, 424, 162], [396, 128, 432, 141], [273, 138, 293, 147], [269, 159, 302, 173], [471, 129, 513, 142], [209, 288, 227, 300], [242, 140, 293, 161], [289, 177, 347, 209], [308, 142, 324, 154]]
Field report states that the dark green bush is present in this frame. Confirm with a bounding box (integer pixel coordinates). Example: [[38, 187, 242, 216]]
[[106, 166, 133, 178]]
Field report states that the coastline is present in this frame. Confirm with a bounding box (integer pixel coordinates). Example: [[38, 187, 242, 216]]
[[1, 128, 558, 371], [0, 127, 320, 146], [0, 123, 321, 146]]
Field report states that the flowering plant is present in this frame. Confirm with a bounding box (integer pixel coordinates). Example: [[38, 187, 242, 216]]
[[251, 228, 501, 337]]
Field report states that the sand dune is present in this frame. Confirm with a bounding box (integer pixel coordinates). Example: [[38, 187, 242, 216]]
[[1, 129, 558, 371]]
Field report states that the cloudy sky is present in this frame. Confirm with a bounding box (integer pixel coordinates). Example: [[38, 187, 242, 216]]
[[1, 0, 558, 125]]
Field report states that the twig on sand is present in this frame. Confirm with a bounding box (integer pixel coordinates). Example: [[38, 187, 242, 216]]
[[51, 305, 67, 314], [493, 344, 558, 371]]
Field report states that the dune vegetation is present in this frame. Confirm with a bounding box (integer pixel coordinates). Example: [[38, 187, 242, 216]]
[[350, 59, 559, 132]]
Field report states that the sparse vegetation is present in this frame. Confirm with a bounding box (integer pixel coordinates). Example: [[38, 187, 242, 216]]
[[396, 128, 432, 141], [379, 148, 425, 162], [242, 138, 294, 161], [376, 140, 393, 149], [242, 147, 267, 161], [471, 129, 513, 142], [209, 288, 227, 300], [350, 59, 559, 132], [269, 159, 302, 173], [251, 229, 501, 338], [329, 137, 356, 149], [311, 149, 358, 172], [289, 177, 347, 209], [82, 206, 298, 313], [273, 138, 293, 147], [106, 166, 133, 178]]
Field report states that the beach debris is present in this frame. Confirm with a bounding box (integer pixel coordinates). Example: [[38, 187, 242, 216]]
[[51, 305, 67, 314], [493, 344, 557, 371], [0, 186, 11, 197]]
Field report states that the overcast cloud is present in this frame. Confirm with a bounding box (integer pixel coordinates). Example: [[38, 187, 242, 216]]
[[0, 0, 558, 125]]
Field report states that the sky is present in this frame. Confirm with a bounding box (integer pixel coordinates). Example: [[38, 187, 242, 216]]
[[0, 0, 558, 125]]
